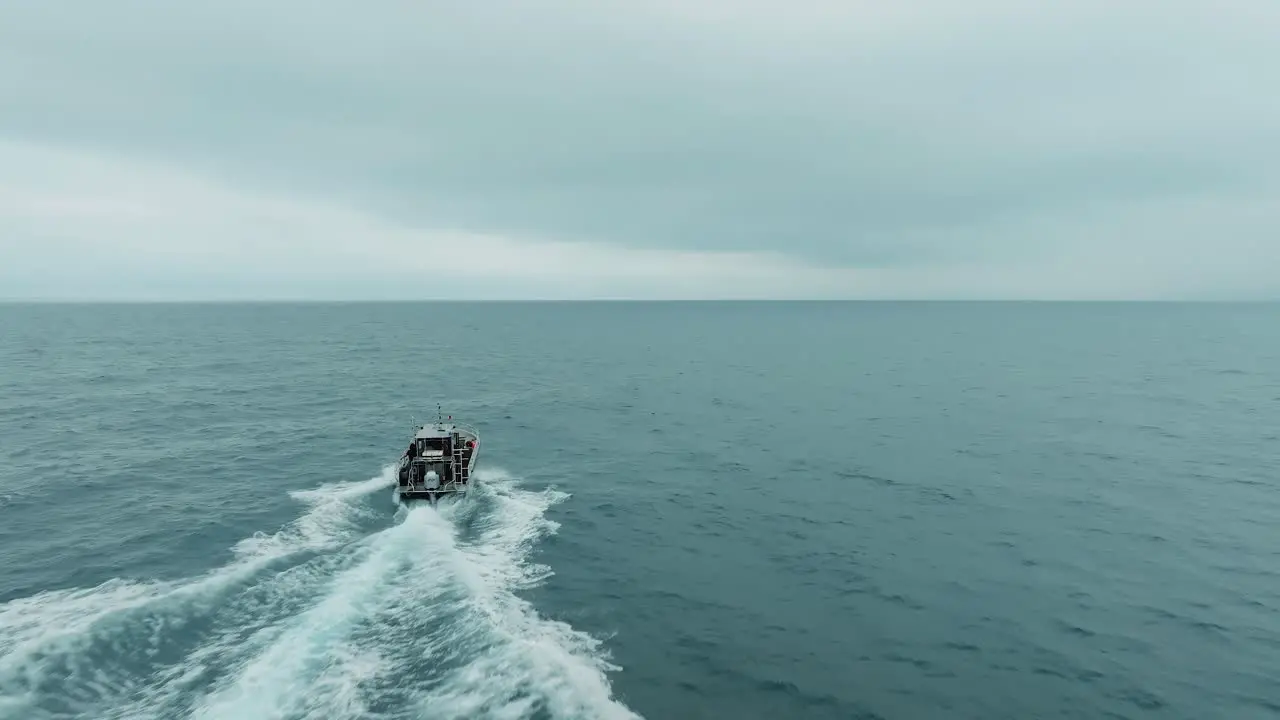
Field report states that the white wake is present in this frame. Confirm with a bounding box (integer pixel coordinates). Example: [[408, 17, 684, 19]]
[[0, 466, 640, 720], [0, 467, 394, 718]]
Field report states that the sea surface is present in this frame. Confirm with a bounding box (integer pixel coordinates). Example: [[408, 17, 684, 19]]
[[1, 301, 1278, 720]]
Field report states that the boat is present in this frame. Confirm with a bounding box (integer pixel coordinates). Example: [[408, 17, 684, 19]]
[[395, 408, 480, 503]]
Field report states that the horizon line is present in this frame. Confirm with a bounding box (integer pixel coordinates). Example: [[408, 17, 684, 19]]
[[2, 298, 1277, 305]]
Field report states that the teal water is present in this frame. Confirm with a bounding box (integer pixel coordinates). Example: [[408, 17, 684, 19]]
[[1, 302, 1278, 719]]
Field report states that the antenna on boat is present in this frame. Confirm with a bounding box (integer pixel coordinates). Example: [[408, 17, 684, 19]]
[[437, 403, 443, 424]]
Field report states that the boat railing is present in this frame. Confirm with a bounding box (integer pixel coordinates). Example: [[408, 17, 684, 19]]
[[449, 421, 481, 440]]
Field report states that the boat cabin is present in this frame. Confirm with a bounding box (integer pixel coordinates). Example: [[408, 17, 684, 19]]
[[410, 425, 454, 459]]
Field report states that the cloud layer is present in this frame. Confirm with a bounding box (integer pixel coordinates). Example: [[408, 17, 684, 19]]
[[2, 1, 1277, 299]]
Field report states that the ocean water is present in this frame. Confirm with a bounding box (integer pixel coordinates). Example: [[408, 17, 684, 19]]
[[1, 301, 1278, 720]]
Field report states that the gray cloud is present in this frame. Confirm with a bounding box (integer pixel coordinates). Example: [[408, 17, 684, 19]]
[[1, 0, 1278, 299]]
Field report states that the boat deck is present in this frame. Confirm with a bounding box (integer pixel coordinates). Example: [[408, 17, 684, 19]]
[[396, 422, 478, 503]]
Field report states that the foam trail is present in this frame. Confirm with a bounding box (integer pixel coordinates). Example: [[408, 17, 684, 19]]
[[419, 470, 642, 720], [0, 466, 396, 718], [188, 468, 639, 720], [190, 505, 454, 720], [97, 551, 381, 720], [1, 465, 641, 720], [237, 467, 396, 560]]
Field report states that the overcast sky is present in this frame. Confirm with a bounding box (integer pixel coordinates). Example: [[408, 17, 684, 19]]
[[1, 1, 1277, 300]]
